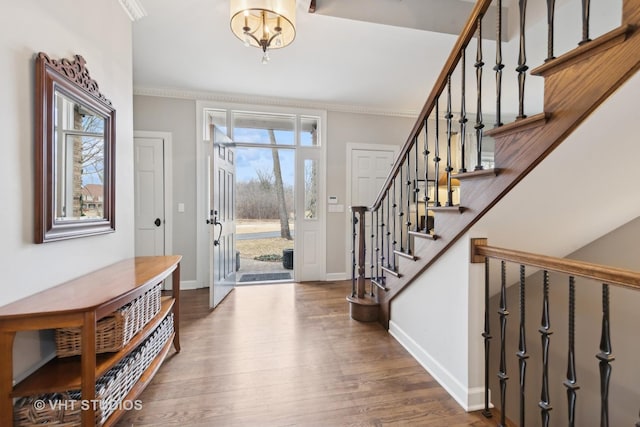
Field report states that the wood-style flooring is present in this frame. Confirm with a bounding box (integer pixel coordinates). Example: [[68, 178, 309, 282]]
[[115, 281, 495, 426]]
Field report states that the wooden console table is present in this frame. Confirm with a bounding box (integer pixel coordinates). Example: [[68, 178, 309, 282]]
[[0, 255, 181, 426]]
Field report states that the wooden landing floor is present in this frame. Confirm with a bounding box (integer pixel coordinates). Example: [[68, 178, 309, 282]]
[[115, 281, 494, 426]]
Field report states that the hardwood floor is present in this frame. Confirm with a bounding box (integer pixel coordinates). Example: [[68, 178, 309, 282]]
[[115, 281, 495, 426]]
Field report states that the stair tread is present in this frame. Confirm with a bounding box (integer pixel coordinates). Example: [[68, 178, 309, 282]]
[[452, 168, 500, 180], [408, 230, 438, 240], [484, 113, 550, 138], [371, 278, 389, 291], [531, 24, 634, 77], [381, 265, 401, 278], [346, 294, 379, 306], [394, 250, 417, 260], [429, 205, 464, 213]]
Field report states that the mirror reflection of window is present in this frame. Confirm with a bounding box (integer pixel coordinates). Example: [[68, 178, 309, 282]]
[[54, 92, 106, 220]]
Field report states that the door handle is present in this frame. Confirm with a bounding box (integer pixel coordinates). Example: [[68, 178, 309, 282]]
[[207, 210, 223, 246], [213, 217, 223, 246], [154, 218, 162, 227]]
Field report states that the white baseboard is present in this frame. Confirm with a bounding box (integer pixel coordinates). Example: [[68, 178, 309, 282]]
[[388, 320, 487, 411], [179, 280, 201, 290], [325, 272, 347, 281]]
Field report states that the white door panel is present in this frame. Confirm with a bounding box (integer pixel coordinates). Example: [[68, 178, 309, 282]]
[[134, 137, 165, 256]]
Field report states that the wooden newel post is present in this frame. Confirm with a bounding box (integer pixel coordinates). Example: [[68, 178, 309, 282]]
[[347, 206, 379, 322]]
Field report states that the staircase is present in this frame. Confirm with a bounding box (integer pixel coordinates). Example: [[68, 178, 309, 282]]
[[348, 0, 640, 329]]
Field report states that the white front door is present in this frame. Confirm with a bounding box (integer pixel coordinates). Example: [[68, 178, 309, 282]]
[[134, 137, 165, 256], [347, 144, 398, 278], [209, 126, 236, 308]]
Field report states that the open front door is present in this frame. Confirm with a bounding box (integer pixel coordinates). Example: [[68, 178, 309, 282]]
[[208, 126, 236, 309]]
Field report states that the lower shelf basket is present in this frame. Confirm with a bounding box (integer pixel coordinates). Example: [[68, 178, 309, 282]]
[[14, 313, 174, 427], [55, 283, 162, 358]]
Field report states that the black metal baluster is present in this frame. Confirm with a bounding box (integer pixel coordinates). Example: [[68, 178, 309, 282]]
[[392, 180, 397, 270], [539, 270, 553, 427], [517, 0, 528, 120], [498, 260, 509, 427], [459, 46, 467, 173], [369, 211, 374, 296], [380, 204, 386, 273], [597, 283, 614, 427], [580, 0, 591, 45], [434, 99, 441, 207], [398, 169, 404, 253], [545, 0, 556, 61], [445, 75, 454, 207], [564, 276, 579, 427], [495, 0, 504, 127], [414, 136, 420, 232], [517, 265, 528, 427], [408, 154, 415, 254], [386, 191, 391, 268], [350, 210, 357, 297], [482, 256, 493, 418], [474, 17, 485, 171], [423, 120, 431, 232], [405, 152, 412, 253], [375, 210, 380, 284]]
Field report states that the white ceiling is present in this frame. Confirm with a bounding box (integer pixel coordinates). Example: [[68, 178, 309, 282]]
[[131, 0, 514, 115]]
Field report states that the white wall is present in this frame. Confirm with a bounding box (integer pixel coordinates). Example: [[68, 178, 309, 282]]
[[0, 0, 134, 380], [389, 39, 640, 413], [390, 234, 486, 410], [133, 96, 197, 281]]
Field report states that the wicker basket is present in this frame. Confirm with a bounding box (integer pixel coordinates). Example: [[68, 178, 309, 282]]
[[13, 393, 80, 427], [55, 283, 162, 358], [15, 314, 174, 427]]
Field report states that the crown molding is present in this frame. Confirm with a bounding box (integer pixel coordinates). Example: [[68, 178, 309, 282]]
[[118, 0, 147, 21], [132, 86, 421, 118]]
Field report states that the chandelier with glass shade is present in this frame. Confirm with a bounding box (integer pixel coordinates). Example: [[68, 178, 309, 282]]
[[230, 0, 296, 64]]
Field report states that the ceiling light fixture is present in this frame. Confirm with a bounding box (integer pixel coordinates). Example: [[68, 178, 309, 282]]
[[230, 0, 296, 64]]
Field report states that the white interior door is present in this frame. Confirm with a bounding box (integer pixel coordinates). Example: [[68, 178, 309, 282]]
[[347, 145, 397, 277], [209, 126, 236, 309], [134, 137, 165, 256]]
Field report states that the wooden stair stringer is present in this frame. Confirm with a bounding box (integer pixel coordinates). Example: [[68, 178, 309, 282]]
[[376, 17, 640, 329]]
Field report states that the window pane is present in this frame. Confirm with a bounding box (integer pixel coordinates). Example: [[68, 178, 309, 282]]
[[232, 112, 295, 145], [300, 116, 320, 146], [304, 159, 318, 219], [204, 109, 227, 141]]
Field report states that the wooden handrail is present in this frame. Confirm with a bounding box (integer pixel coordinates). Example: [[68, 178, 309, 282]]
[[472, 242, 640, 290], [371, 0, 495, 210]]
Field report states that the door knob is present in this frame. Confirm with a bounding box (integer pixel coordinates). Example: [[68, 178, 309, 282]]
[[154, 218, 162, 227]]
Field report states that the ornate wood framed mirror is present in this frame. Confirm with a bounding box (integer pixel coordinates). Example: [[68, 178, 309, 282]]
[[35, 53, 116, 243]]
